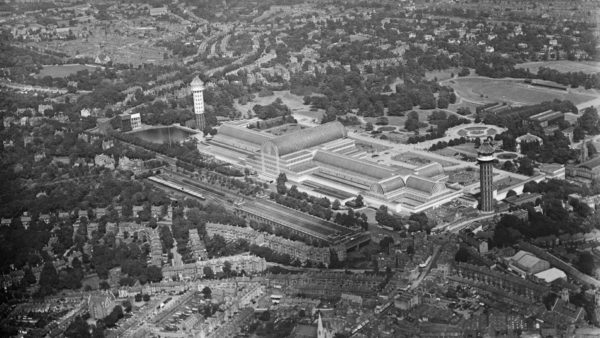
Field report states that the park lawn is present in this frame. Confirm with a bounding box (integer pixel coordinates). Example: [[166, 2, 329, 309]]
[[234, 90, 325, 120], [425, 67, 462, 81]]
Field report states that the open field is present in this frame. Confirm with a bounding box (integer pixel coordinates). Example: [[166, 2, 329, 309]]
[[425, 67, 462, 81], [447, 77, 597, 106], [235, 90, 325, 122], [516, 60, 600, 74], [36, 64, 100, 78]]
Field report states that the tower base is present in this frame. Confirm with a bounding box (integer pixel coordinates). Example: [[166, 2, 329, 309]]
[[196, 114, 206, 131]]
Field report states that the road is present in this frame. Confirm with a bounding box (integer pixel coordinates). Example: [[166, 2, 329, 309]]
[[433, 212, 508, 234], [410, 244, 442, 290], [0, 81, 68, 94]]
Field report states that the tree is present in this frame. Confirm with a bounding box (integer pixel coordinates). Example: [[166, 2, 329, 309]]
[[455, 246, 471, 262], [104, 305, 124, 327], [64, 316, 91, 338], [437, 96, 449, 109], [39, 262, 59, 295], [122, 300, 132, 313], [135, 293, 142, 302], [379, 236, 394, 253], [579, 107, 599, 135], [573, 126, 585, 142], [365, 122, 373, 131], [576, 252, 595, 275], [203, 266, 214, 279], [355, 195, 364, 208], [409, 212, 429, 229], [405, 112, 419, 132], [202, 286, 212, 299], [223, 261, 232, 276], [146, 265, 163, 283], [24, 266, 36, 285], [259, 310, 271, 321], [99, 281, 110, 290], [506, 190, 517, 198], [587, 143, 598, 157], [276, 173, 287, 195], [517, 157, 535, 176], [121, 201, 133, 218], [143, 294, 150, 301], [332, 199, 341, 210]]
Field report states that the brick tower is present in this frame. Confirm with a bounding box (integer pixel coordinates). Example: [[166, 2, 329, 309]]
[[477, 140, 496, 213]]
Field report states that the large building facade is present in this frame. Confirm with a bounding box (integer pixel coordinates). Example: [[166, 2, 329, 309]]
[[209, 121, 462, 214]]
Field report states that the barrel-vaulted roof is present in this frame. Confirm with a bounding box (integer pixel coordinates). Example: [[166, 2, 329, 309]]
[[414, 162, 444, 178], [216, 124, 273, 145], [313, 150, 395, 180], [264, 122, 346, 156], [405, 176, 446, 195], [370, 176, 405, 195]]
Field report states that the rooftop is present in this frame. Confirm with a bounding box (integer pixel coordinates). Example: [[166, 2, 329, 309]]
[[579, 156, 600, 170], [511, 250, 548, 270], [477, 141, 495, 156], [264, 121, 346, 156], [535, 268, 567, 283], [529, 110, 563, 122], [191, 76, 204, 89]]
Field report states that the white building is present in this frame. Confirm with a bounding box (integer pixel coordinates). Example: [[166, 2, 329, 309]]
[[191, 77, 206, 130]]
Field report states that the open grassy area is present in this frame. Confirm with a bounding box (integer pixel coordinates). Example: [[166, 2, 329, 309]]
[[516, 60, 600, 74], [37, 64, 100, 78], [448, 77, 597, 106], [235, 90, 325, 121], [425, 67, 462, 81]]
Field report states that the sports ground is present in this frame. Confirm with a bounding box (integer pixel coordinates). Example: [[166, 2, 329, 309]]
[[447, 77, 597, 106]]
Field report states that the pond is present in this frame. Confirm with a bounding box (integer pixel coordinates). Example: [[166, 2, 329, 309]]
[[129, 126, 198, 145], [497, 152, 519, 160]]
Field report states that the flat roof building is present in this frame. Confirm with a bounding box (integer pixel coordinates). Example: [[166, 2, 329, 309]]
[[509, 250, 551, 276]]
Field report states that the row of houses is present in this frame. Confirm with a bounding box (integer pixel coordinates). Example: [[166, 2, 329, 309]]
[[206, 223, 331, 265]]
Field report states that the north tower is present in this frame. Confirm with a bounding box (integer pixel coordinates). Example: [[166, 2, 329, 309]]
[[191, 76, 205, 131]]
